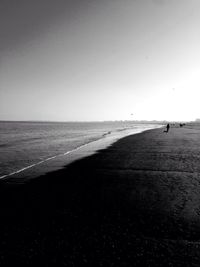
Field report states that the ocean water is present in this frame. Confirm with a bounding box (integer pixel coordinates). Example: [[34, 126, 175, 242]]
[[0, 121, 161, 179]]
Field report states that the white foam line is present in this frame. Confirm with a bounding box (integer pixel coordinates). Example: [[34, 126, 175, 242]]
[[0, 125, 163, 180], [0, 137, 102, 180]]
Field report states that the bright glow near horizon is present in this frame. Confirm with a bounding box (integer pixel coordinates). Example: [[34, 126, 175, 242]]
[[1, 0, 200, 122]]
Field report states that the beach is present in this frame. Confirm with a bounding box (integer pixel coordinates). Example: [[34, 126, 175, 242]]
[[0, 125, 200, 266]]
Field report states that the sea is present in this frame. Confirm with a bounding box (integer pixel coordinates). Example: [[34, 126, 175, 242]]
[[0, 121, 162, 179]]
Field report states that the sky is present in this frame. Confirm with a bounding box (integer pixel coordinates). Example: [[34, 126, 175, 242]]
[[1, 0, 200, 122]]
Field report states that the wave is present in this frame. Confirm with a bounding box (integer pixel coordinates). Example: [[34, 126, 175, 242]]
[[0, 129, 116, 180], [0, 125, 161, 180], [0, 143, 91, 180]]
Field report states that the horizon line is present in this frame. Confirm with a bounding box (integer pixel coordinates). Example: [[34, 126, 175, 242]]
[[0, 119, 194, 123]]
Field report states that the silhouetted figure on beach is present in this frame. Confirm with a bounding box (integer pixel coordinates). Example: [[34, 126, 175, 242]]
[[164, 123, 170, 133], [166, 123, 170, 132]]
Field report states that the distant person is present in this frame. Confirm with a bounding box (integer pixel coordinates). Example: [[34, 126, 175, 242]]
[[166, 123, 170, 132], [164, 123, 170, 133]]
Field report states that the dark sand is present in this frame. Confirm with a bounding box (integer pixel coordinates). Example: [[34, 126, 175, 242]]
[[1, 126, 200, 266]]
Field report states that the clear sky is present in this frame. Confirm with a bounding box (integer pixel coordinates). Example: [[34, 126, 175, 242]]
[[1, 0, 200, 121]]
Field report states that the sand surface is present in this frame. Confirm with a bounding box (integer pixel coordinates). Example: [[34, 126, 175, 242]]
[[0, 125, 200, 266]]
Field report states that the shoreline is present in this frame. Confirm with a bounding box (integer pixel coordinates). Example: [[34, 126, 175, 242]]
[[2, 124, 162, 183], [0, 125, 200, 265]]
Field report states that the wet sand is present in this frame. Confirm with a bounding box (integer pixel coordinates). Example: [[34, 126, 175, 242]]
[[1, 125, 200, 266]]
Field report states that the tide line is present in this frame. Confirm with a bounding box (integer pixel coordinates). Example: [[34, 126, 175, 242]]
[[0, 126, 162, 180], [0, 140, 95, 180]]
